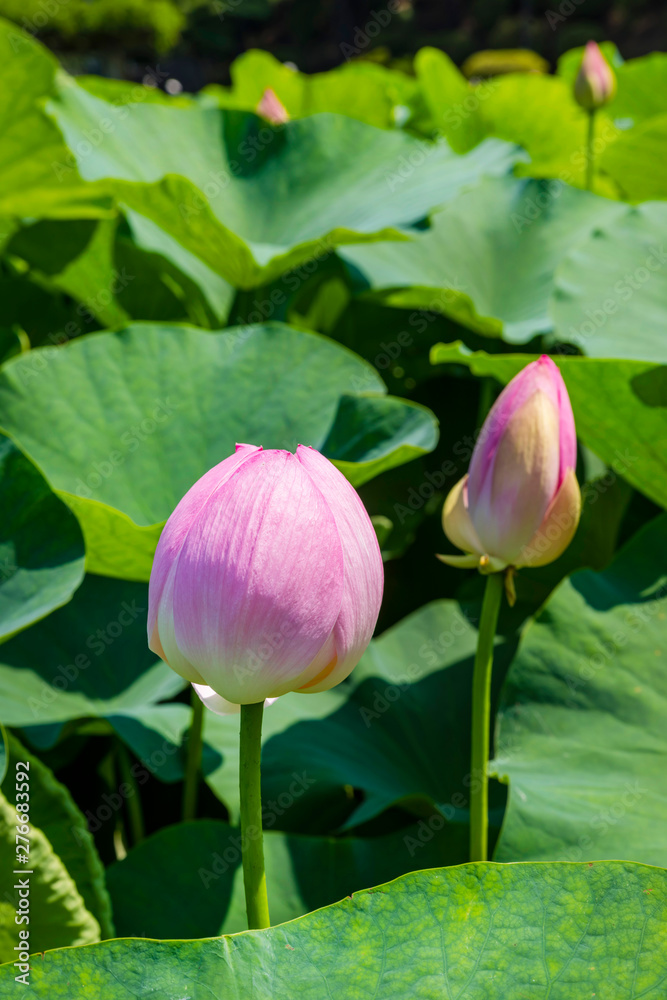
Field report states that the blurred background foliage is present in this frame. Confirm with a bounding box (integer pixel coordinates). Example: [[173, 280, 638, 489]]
[[0, 0, 666, 976], [0, 0, 663, 89]]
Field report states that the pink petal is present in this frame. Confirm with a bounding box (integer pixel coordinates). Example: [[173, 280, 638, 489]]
[[471, 389, 561, 563], [516, 468, 582, 568], [172, 450, 345, 704], [442, 474, 484, 557], [469, 357, 560, 501], [256, 88, 289, 124], [148, 443, 260, 644], [152, 561, 206, 684], [294, 445, 383, 693]]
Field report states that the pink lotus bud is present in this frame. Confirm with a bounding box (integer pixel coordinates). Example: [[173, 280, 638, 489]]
[[148, 444, 383, 705], [574, 41, 616, 111], [256, 88, 290, 124], [440, 356, 581, 571]]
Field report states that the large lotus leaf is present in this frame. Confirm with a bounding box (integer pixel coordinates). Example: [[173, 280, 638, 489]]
[[47, 75, 519, 287], [0, 20, 109, 220], [106, 818, 462, 938], [430, 342, 667, 510], [601, 115, 667, 201], [552, 202, 667, 361], [0, 322, 438, 579], [493, 514, 667, 867], [0, 790, 100, 963], [414, 47, 489, 152], [119, 208, 234, 326], [201, 48, 419, 130], [0, 266, 102, 354], [4, 862, 667, 999], [9, 212, 234, 332], [3, 734, 113, 937], [7, 218, 129, 330], [341, 175, 624, 343], [204, 599, 515, 837], [610, 53, 667, 124], [0, 435, 84, 641], [0, 574, 191, 779]]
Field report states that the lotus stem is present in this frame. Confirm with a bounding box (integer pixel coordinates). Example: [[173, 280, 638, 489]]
[[182, 687, 204, 821], [239, 701, 270, 929], [469, 571, 503, 862]]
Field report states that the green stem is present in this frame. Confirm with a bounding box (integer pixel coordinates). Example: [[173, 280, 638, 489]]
[[115, 742, 144, 846], [469, 572, 504, 863], [585, 110, 596, 191], [182, 687, 204, 822], [239, 702, 270, 930]]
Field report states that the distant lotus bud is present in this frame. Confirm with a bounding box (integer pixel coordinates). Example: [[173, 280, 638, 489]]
[[148, 444, 383, 705], [440, 356, 581, 572], [256, 88, 290, 124], [574, 41, 616, 111]]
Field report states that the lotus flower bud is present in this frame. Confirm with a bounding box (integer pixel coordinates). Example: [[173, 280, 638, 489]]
[[148, 444, 383, 705], [440, 356, 580, 572], [256, 88, 290, 124], [574, 41, 616, 111]]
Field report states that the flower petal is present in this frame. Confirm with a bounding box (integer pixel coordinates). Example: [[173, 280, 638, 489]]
[[471, 389, 561, 563], [517, 468, 582, 567], [193, 682, 277, 716], [442, 474, 484, 556], [147, 443, 260, 643], [151, 561, 206, 684], [436, 553, 486, 569], [294, 445, 383, 693], [172, 450, 345, 704]]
